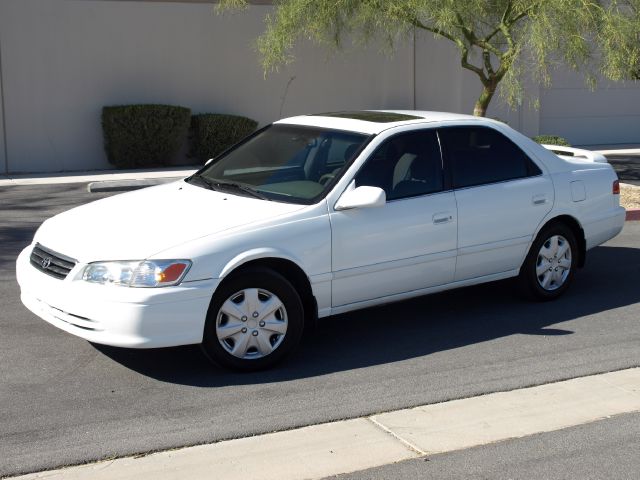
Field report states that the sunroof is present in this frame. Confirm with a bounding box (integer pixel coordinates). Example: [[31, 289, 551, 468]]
[[312, 111, 423, 123]]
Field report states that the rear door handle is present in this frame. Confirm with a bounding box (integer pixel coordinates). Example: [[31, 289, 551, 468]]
[[433, 213, 454, 225], [532, 194, 547, 205]]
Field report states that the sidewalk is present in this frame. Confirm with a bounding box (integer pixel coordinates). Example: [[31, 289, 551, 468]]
[[9, 368, 640, 480], [0, 166, 197, 188]]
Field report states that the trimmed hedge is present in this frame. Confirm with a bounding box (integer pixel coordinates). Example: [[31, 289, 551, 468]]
[[102, 104, 191, 168], [532, 135, 571, 147], [191, 114, 258, 163]]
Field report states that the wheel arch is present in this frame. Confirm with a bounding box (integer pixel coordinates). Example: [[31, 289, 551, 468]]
[[535, 214, 587, 268], [218, 250, 318, 331]]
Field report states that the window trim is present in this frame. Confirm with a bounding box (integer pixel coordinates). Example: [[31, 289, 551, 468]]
[[437, 125, 543, 191]]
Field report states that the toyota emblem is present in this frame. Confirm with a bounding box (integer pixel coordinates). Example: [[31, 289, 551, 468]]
[[41, 257, 52, 269]]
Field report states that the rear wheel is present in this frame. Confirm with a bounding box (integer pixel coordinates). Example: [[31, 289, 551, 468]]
[[201, 267, 304, 371], [520, 223, 578, 301]]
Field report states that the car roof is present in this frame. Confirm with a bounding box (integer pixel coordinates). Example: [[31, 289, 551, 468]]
[[275, 110, 486, 135]]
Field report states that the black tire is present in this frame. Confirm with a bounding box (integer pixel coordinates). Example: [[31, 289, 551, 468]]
[[519, 223, 578, 301], [201, 267, 304, 371]]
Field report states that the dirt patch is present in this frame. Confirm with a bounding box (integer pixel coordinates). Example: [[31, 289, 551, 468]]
[[621, 183, 640, 210]]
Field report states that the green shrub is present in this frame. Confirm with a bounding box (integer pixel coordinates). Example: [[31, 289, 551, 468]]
[[191, 114, 258, 163], [102, 104, 191, 168], [532, 135, 571, 147]]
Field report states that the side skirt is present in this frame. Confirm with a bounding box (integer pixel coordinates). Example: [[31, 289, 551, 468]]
[[323, 269, 520, 317]]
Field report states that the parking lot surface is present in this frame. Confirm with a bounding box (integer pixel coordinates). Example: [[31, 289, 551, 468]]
[[1, 183, 639, 477], [610, 155, 640, 186]]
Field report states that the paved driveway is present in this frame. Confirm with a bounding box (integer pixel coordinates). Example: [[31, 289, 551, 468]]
[[609, 155, 640, 186], [1, 183, 639, 477]]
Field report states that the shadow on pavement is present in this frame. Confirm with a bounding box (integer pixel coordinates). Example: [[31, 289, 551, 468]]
[[0, 225, 38, 275], [0, 184, 112, 274], [94, 243, 640, 387]]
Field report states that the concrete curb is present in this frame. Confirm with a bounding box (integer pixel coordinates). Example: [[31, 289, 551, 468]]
[[0, 167, 197, 187], [9, 368, 640, 480], [621, 182, 640, 221], [87, 177, 182, 193], [597, 148, 640, 157], [627, 209, 640, 221]]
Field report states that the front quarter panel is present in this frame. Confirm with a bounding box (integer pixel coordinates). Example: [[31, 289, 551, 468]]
[[153, 201, 332, 309]]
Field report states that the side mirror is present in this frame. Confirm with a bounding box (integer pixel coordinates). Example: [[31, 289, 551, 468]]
[[335, 186, 386, 211]]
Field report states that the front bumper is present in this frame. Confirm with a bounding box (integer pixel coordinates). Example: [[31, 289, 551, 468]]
[[16, 246, 218, 348]]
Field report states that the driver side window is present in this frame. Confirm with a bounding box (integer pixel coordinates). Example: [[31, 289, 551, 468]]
[[355, 130, 444, 201]]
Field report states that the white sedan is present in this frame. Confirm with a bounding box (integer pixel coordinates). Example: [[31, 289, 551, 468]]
[[16, 111, 625, 370]]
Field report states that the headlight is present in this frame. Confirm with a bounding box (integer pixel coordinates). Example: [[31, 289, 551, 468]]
[[82, 260, 191, 287]]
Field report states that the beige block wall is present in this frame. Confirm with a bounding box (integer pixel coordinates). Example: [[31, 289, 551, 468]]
[[0, 31, 6, 175], [539, 68, 640, 145], [0, 0, 638, 173], [0, 0, 414, 173], [0, 69, 6, 175]]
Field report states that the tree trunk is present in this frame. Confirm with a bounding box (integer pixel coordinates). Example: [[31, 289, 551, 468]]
[[473, 83, 497, 117]]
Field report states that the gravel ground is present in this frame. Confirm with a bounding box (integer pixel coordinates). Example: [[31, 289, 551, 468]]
[[621, 183, 640, 209]]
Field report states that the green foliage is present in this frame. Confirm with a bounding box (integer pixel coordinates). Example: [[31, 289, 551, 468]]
[[532, 135, 571, 147], [219, 0, 640, 116], [102, 105, 191, 169], [599, 1, 640, 81], [190, 114, 258, 163]]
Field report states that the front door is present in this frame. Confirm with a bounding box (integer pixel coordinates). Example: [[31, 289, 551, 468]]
[[329, 129, 458, 307]]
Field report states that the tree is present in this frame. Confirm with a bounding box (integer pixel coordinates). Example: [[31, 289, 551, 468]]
[[599, 0, 640, 81], [219, 0, 640, 116]]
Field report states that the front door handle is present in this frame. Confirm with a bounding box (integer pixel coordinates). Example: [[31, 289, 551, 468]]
[[433, 213, 454, 225]]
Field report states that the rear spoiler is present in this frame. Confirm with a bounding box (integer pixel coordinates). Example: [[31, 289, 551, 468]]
[[542, 145, 609, 163]]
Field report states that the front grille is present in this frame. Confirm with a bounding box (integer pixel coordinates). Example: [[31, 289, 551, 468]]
[[30, 243, 77, 280]]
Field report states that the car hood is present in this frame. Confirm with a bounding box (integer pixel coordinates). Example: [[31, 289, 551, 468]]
[[33, 180, 306, 262]]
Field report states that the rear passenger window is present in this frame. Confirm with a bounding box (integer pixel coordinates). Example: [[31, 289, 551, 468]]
[[439, 127, 541, 189]]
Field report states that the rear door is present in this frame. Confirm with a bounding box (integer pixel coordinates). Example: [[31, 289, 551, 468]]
[[438, 126, 554, 281]]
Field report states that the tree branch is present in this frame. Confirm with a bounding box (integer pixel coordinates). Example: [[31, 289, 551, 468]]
[[410, 17, 457, 43], [483, 50, 496, 77], [485, 0, 513, 42], [460, 44, 488, 82], [451, 12, 503, 57], [410, 13, 490, 82], [501, 0, 514, 25]]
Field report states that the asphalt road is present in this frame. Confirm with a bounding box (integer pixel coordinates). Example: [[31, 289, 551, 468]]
[[1, 183, 639, 477], [609, 155, 640, 186], [326, 412, 640, 480]]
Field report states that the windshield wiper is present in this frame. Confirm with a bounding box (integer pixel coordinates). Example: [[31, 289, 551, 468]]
[[188, 174, 271, 201], [209, 181, 272, 201], [187, 174, 217, 191]]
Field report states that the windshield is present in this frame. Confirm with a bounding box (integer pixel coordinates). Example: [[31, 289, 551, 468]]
[[187, 124, 371, 204]]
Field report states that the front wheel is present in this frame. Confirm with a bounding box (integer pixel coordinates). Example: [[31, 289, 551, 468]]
[[519, 223, 578, 301], [201, 267, 304, 371]]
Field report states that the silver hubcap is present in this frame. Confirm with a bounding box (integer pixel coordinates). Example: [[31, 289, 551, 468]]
[[216, 288, 288, 360], [536, 235, 572, 291]]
